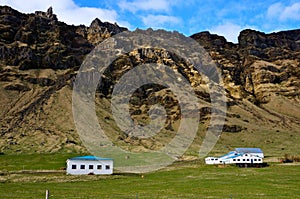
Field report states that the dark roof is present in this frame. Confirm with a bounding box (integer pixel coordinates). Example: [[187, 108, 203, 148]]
[[68, 156, 113, 161], [235, 148, 263, 153]]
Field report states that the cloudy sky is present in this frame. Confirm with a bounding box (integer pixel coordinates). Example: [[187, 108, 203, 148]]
[[1, 0, 300, 43]]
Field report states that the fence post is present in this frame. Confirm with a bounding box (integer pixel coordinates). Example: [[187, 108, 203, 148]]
[[46, 190, 49, 199]]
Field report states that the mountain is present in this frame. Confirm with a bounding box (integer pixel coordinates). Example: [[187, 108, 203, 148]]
[[0, 6, 299, 157]]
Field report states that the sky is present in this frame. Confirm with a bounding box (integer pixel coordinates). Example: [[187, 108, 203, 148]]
[[1, 0, 300, 43]]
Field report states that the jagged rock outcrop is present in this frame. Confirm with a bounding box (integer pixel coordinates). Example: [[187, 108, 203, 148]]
[[0, 6, 127, 70], [87, 18, 127, 45], [191, 29, 300, 104], [0, 6, 299, 154]]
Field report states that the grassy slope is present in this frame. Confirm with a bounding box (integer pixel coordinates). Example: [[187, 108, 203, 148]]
[[0, 154, 299, 198], [1, 71, 299, 157], [0, 164, 299, 198], [0, 153, 83, 171]]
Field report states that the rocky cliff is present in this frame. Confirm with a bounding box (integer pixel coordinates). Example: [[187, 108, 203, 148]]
[[0, 6, 299, 156]]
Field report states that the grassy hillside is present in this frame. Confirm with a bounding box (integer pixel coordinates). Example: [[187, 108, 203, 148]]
[[0, 155, 299, 198]]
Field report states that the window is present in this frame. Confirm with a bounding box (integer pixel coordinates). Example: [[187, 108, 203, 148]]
[[237, 159, 240, 161], [254, 159, 257, 161], [105, 165, 110, 170], [247, 159, 249, 161], [97, 165, 102, 170], [89, 165, 93, 169], [245, 154, 248, 156], [243, 159, 245, 161], [72, 165, 76, 169], [233, 159, 236, 161], [80, 165, 85, 169], [258, 159, 261, 161]]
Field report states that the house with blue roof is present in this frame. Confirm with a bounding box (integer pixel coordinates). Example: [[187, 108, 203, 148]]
[[205, 148, 264, 166], [66, 156, 113, 175]]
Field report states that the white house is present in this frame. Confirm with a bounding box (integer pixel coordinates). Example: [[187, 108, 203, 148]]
[[205, 148, 264, 166], [66, 156, 113, 175]]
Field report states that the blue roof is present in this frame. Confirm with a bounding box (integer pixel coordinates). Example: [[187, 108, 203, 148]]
[[225, 153, 243, 159], [69, 156, 113, 161], [217, 149, 263, 160], [235, 148, 263, 153], [218, 151, 237, 159], [218, 151, 243, 160]]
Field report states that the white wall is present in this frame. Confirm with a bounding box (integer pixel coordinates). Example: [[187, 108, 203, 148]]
[[224, 154, 263, 164], [205, 153, 263, 165], [205, 157, 220, 164], [66, 159, 113, 175]]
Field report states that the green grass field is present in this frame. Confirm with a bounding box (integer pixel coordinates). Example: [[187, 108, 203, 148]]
[[0, 153, 84, 171], [0, 153, 299, 198]]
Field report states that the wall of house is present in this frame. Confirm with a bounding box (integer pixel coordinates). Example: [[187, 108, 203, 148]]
[[205, 157, 220, 164], [66, 160, 113, 175], [205, 153, 263, 165], [224, 155, 263, 164]]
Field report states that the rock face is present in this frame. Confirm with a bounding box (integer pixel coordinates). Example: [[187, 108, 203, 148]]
[[0, 6, 127, 153], [0, 6, 127, 70], [191, 29, 300, 103], [0, 6, 299, 154]]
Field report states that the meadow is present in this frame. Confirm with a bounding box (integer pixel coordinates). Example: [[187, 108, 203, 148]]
[[0, 153, 299, 198]]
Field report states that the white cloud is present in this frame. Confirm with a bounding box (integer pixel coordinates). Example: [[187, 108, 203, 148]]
[[209, 22, 256, 43], [58, 7, 118, 26], [267, 2, 283, 18], [209, 22, 242, 43], [280, 2, 300, 21], [118, 0, 171, 13], [0, 0, 124, 26], [142, 14, 181, 29], [267, 2, 300, 21]]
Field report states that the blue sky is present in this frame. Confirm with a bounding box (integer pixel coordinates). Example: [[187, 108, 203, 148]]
[[1, 0, 300, 43]]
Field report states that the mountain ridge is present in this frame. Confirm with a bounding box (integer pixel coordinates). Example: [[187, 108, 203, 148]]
[[0, 6, 299, 157]]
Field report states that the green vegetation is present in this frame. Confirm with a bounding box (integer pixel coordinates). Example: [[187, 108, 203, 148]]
[[0, 153, 83, 171], [0, 154, 299, 198], [208, 129, 300, 158]]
